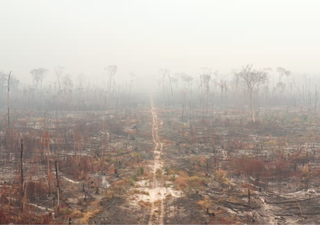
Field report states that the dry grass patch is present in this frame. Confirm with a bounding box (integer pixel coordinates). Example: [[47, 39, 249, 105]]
[[156, 168, 163, 177], [70, 209, 84, 218], [143, 171, 153, 179], [175, 172, 206, 190], [154, 199, 161, 210], [105, 190, 114, 199], [132, 189, 149, 195], [139, 200, 152, 209], [214, 169, 233, 187], [166, 193, 173, 198], [80, 209, 102, 224], [90, 200, 101, 208], [196, 195, 212, 210]]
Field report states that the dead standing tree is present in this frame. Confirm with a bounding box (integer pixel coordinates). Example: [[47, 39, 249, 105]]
[[61, 75, 74, 108], [235, 65, 269, 123], [105, 65, 117, 94], [180, 73, 194, 120], [276, 67, 290, 83], [200, 68, 212, 117], [180, 73, 194, 94], [168, 73, 174, 96], [55, 66, 64, 93], [30, 68, 48, 89], [276, 67, 290, 104], [20, 139, 24, 211], [7, 71, 11, 128], [159, 68, 170, 100], [217, 79, 227, 108], [55, 160, 60, 212], [200, 68, 212, 95]]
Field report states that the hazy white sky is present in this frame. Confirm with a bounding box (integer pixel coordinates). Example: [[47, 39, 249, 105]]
[[0, 0, 320, 84]]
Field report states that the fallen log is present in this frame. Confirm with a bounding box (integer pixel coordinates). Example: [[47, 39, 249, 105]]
[[225, 204, 239, 214], [265, 195, 320, 204], [275, 211, 320, 216], [224, 201, 260, 209]]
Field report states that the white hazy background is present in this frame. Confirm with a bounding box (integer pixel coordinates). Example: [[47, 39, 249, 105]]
[[0, 0, 319, 85]]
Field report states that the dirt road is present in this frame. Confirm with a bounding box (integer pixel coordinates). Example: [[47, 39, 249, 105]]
[[148, 97, 165, 225]]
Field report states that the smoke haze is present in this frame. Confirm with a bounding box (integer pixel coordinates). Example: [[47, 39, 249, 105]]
[[0, 0, 320, 85]]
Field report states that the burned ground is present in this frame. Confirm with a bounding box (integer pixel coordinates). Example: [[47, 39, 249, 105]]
[[2, 95, 320, 224]]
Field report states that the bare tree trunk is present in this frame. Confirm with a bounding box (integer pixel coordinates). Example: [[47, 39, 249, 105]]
[[163, 75, 165, 100], [109, 77, 112, 94], [55, 160, 60, 212], [250, 92, 256, 123], [116, 97, 118, 115], [168, 75, 173, 96], [221, 87, 223, 109], [20, 139, 24, 212], [7, 71, 11, 128], [48, 159, 51, 197], [315, 84, 318, 112]]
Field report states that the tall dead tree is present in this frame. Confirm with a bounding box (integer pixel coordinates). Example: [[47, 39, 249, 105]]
[[180, 73, 193, 93], [7, 71, 11, 128], [30, 68, 48, 89], [217, 79, 227, 108], [105, 65, 117, 93], [179, 73, 193, 119], [235, 65, 269, 123], [55, 66, 64, 92], [200, 68, 212, 94], [315, 84, 318, 111], [276, 67, 290, 83], [168, 73, 173, 96], [200, 68, 212, 116], [55, 160, 60, 212], [20, 139, 24, 211], [159, 69, 170, 100], [275, 67, 290, 103]]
